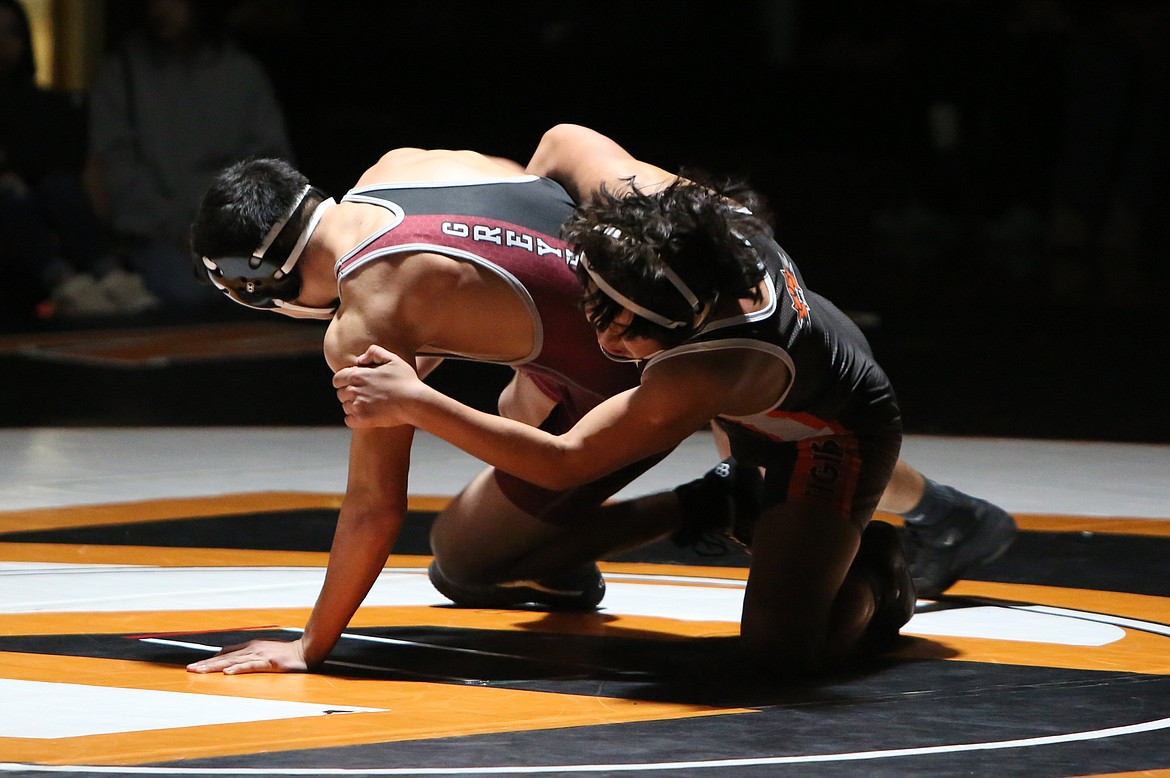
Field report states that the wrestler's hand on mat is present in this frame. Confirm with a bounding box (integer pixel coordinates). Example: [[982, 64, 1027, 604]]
[[333, 345, 422, 428], [186, 638, 310, 675]]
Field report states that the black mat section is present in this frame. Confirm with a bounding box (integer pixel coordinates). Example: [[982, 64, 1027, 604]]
[[0, 508, 755, 567], [0, 627, 763, 696], [5, 512, 1166, 597], [14, 621, 1154, 778], [7, 618, 1169, 776], [966, 530, 1170, 598], [174, 692, 1170, 778], [0, 624, 1157, 708], [170, 671, 1170, 778], [0, 508, 387, 553]]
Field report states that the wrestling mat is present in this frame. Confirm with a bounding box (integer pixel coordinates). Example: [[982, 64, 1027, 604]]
[[1, 494, 1168, 778]]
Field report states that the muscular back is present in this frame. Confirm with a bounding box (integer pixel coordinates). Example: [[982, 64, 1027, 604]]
[[322, 150, 578, 374], [327, 248, 537, 369]]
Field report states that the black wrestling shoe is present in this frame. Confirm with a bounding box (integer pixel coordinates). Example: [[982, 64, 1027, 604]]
[[670, 458, 764, 551], [903, 488, 1017, 599], [428, 560, 605, 611], [855, 520, 917, 652]]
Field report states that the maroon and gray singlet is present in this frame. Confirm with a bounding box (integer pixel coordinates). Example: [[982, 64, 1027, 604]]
[[334, 176, 651, 517]]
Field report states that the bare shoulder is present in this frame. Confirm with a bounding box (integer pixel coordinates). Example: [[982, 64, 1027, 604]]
[[324, 261, 427, 371], [357, 148, 521, 187], [527, 124, 676, 201], [324, 291, 421, 372]]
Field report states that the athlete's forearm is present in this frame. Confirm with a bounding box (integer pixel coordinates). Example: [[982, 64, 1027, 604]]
[[299, 503, 401, 666], [298, 426, 412, 667], [405, 383, 597, 490], [526, 124, 674, 203]]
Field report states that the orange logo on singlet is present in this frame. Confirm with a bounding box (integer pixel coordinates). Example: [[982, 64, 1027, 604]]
[[782, 266, 810, 321]]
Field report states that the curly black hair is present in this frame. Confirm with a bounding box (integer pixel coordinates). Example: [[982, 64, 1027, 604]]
[[563, 176, 773, 348]]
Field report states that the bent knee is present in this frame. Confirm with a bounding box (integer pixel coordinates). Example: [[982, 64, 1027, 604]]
[[427, 520, 494, 585], [430, 468, 568, 584]]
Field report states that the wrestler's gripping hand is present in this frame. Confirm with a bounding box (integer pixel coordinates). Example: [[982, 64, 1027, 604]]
[[333, 345, 422, 428], [186, 638, 309, 675]]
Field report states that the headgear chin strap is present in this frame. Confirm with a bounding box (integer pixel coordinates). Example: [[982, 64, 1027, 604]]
[[202, 185, 337, 319]]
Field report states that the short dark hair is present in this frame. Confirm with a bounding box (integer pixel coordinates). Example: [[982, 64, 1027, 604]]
[[189, 157, 318, 278], [563, 177, 772, 347]]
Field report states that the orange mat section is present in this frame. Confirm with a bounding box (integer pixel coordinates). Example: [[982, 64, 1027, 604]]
[[0, 652, 748, 766]]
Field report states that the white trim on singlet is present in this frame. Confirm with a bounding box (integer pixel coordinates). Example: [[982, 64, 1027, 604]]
[[643, 336, 796, 415], [333, 195, 407, 272], [332, 187, 544, 366], [690, 273, 779, 336]]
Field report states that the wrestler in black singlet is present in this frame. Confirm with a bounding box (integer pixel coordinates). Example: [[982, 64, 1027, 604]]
[[642, 236, 903, 528]]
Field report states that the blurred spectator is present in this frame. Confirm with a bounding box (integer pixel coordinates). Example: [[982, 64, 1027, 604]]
[[0, 0, 154, 323], [87, 0, 292, 313]]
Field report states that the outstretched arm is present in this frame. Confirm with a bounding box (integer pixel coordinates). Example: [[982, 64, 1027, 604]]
[[186, 424, 412, 674], [525, 124, 678, 203], [188, 310, 419, 674]]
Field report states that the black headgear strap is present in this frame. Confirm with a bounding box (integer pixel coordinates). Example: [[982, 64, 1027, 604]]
[[201, 185, 335, 318]]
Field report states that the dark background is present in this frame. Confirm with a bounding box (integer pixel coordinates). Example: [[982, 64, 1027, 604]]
[[8, 0, 1170, 442]]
